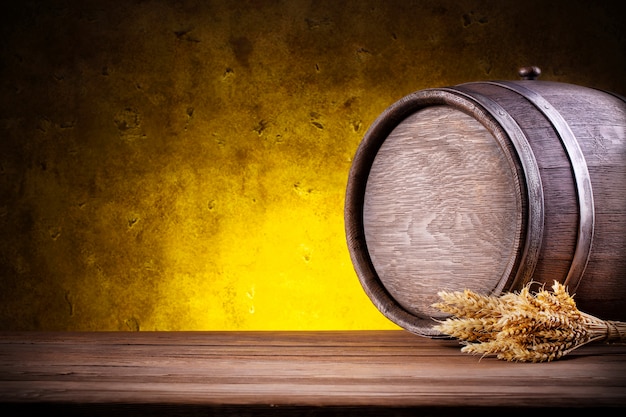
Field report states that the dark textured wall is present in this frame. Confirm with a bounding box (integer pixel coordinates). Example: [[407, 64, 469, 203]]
[[1, 0, 624, 331]]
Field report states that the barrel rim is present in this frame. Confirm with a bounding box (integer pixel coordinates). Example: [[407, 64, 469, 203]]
[[448, 85, 545, 290], [345, 88, 539, 337], [477, 80, 595, 293]]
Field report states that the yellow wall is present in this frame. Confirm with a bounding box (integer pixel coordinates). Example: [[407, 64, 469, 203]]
[[1, 0, 624, 330]]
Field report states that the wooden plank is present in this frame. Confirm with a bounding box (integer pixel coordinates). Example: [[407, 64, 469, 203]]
[[0, 331, 625, 414]]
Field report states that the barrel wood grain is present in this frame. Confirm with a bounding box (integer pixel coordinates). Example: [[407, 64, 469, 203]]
[[1, 331, 625, 414], [363, 106, 523, 319], [346, 79, 626, 335]]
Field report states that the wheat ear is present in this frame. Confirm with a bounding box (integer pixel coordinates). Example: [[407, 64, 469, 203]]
[[432, 281, 626, 362]]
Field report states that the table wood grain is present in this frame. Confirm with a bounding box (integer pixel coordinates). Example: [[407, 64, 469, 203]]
[[1, 331, 625, 415]]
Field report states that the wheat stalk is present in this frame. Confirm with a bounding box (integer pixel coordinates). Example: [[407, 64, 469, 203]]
[[432, 281, 626, 362]]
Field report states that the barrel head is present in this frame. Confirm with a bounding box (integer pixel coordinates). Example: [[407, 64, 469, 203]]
[[362, 106, 524, 320]]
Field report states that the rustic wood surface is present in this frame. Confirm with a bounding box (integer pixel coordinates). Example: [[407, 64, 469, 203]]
[[363, 105, 523, 320], [0, 331, 625, 415], [346, 81, 626, 339]]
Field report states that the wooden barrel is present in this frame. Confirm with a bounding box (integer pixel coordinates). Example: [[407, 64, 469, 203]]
[[345, 71, 626, 337]]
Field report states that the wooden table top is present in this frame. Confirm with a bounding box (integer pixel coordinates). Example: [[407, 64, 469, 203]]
[[0, 330, 625, 415]]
